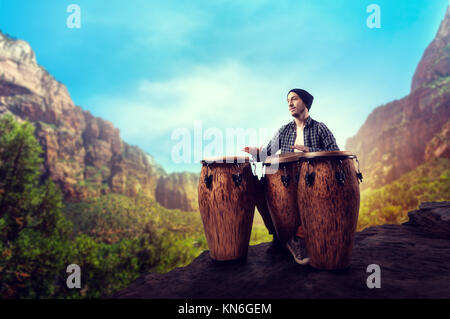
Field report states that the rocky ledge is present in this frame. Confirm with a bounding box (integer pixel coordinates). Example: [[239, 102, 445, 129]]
[[111, 202, 450, 299]]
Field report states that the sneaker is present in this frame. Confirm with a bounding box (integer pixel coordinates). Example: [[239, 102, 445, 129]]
[[286, 236, 310, 265]]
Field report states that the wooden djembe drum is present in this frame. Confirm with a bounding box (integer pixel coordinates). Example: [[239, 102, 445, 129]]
[[198, 156, 256, 261], [262, 153, 304, 245], [297, 151, 362, 270]]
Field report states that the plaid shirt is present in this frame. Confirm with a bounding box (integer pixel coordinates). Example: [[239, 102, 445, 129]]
[[260, 116, 339, 160]]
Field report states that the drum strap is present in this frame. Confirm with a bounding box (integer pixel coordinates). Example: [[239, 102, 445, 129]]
[[355, 158, 363, 183], [232, 163, 242, 187], [305, 161, 315, 187], [335, 160, 345, 186], [204, 164, 213, 189], [281, 165, 290, 188]]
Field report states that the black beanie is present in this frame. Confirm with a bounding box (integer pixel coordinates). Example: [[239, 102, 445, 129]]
[[288, 88, 314, 110]]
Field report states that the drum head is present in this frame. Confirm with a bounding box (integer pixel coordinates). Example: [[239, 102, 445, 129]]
[[300, 151, 355, 159], [263, 152, 304, 166], [201, 156, 251, 164]]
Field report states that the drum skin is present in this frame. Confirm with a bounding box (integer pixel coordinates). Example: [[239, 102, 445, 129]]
[[198, 162, 256, 261], [264, 161, 301, 245], [297, 157, 360, 269]]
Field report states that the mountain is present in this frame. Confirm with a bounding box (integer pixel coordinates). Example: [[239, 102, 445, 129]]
[[155, 172, 199, 212], [0, 30, 198, 209], [411, 6, 450, 92], [112, 202, 450, 299], [345, 7, 450, 190]]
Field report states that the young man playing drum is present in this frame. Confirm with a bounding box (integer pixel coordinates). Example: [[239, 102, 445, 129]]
[[242, 88, 339, 266]]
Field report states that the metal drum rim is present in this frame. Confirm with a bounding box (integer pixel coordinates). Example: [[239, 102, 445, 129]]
[[201, 156, 251, 164], [262, 153, 305, 166], [300, 150, 356, 160]]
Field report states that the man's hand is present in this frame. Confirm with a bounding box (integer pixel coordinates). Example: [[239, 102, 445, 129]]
[[290, 145, 309, 152]]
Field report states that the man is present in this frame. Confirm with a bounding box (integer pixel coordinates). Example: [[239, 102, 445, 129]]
[[242, 88, 339, 265]]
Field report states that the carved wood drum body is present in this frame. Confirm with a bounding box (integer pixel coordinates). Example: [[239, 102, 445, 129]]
[[198, 156, 256, 261], [262, 153, 304, 245], [297, 151, 361, 270]]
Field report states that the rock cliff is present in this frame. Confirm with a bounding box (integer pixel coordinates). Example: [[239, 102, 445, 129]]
[[111, 202, 450, 299], [155, 172, 199, 212], [345, 7, 450, 190], [411, 6, 450, 92], [0, 31, 198, 208]]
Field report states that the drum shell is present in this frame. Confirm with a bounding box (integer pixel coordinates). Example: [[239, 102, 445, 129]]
[[198, 162, 256, 261], [264, 162, 301, 245], [297, 158, 360, 269]]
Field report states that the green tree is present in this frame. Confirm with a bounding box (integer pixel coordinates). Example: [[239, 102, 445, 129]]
[[357, 157, 450, 231], [0, 114, 71, 298]]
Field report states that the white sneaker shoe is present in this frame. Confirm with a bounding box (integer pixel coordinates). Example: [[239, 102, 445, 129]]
[[286, 236, 310, 265]]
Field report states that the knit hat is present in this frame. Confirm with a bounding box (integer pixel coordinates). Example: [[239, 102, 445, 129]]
[[287, 89, 314, 110]]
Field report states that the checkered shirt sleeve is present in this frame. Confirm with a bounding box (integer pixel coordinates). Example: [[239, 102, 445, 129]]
[[306, 121, 340, 152]]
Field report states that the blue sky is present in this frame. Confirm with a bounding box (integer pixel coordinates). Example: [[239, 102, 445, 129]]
[[0, 0, 448, 172]]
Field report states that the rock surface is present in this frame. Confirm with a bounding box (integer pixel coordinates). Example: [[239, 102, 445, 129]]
[[111, 202, 450, 299], [345, 7, 450, 190]]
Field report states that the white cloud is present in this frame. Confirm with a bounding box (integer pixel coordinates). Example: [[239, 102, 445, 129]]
[[90, 61, 291, 138], [87, 60, 379, 171]]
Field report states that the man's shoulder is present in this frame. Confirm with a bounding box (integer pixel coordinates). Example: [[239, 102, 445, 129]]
[[306, 116, 320, 125], [308, 117, 328, 129]]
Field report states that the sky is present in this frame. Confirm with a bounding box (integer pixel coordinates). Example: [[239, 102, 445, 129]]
[[0, 0, 448, 173]]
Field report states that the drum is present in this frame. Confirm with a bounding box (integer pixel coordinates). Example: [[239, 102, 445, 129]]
[[198, 156, 256, 261], [297, 151, 361, 269], [262, 153, 304, 245]]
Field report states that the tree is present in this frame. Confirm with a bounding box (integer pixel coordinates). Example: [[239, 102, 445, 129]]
[[0, 114, 71, 298]]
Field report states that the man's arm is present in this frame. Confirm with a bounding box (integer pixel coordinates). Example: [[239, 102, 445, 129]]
[[310, 122, 339, 152]]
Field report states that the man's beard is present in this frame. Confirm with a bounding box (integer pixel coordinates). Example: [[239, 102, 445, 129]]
[[291, 106, 306, 118]]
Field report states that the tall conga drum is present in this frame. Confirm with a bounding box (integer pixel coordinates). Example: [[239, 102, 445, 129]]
[[198, 156, 256, 261], [262, 153, 304, 245], [297, 151, 361, 270]]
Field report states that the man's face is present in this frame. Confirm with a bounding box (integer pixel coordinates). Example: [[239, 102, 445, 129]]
[[287, 92, 306, 118]]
